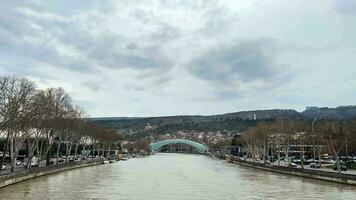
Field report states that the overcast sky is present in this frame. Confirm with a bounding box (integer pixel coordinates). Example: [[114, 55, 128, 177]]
[[1, 0, 356, 117]]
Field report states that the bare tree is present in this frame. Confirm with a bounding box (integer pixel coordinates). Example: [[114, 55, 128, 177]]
[[34, 88, 73, 166], [1, 76, 124, 171], [0, 76, 36, 172], [318, 120, 346, 173]]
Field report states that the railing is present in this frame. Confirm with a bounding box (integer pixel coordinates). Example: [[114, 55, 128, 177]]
[[232, 157, 356, 182], [0, 159, 101, 182]]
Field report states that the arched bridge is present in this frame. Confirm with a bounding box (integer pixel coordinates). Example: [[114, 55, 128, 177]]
[[150, 139, 208, 154]]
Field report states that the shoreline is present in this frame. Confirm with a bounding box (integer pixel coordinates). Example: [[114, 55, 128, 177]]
[[220, 155, 356, 186], [0, 161, 103, 189]]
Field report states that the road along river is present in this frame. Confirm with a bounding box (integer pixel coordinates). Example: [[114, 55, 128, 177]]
[[0, 153, 356, 200]]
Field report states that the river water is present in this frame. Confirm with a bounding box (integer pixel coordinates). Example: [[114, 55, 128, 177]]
[[1, 153, 356, 200]]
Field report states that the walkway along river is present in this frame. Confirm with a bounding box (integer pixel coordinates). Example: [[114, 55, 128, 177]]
[[0, 153, 356, 200]]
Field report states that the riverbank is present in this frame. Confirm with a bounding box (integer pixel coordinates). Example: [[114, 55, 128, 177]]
[[0, 160, 103, 188], [2, 153, 356, 199], [221, 155, 356, 186]]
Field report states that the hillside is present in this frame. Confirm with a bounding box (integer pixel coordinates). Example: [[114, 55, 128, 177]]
[[302, 106, 356, 119], [91, 106, 356, 137]]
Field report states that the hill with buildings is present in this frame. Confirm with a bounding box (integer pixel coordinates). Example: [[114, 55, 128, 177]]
[[91, 106, 356, 138]]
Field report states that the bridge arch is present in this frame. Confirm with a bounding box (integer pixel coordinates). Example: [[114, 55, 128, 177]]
[[150, 139, 208, 154]]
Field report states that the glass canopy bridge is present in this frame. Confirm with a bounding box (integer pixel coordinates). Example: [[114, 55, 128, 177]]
[[150, 139, 208, 154]]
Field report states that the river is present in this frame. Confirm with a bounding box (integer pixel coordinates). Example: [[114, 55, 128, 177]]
[[1, 153, 356, 199]]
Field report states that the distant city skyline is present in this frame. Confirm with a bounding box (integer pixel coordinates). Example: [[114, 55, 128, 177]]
[[1, 0, 356, 117]]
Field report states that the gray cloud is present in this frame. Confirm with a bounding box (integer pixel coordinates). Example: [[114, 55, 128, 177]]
[[150, 23, 181, 43], [199, 6, 238, 37], [158, 0, 216, 10], [124, 84, 147, 92], [1, 0, 355, 116], [129, 8, 182, 43], [213, 89, 241, 101], [81, 81, 102, 91], [0, 2, 98, 74], [50, 15, 174, 72], [73, 99, 96, 111], [126, 42, 138, 50], [188, 39, 280, 83], [335, 0, 356, 14], [0, 1, 174, 81], [130, 8, 156, 24]]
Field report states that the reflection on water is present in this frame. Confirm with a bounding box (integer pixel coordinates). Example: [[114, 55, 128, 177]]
[[1, 153, 356, 200]]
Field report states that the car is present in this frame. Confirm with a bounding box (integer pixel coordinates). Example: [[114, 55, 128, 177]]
[[16, 160, 22, 166], [23, 161, 39, 168], [23, 157, 39, 167], [1, 164, 6, 170], [292, 159, 302, 165], [333, 163, 347, 171], [57, 159, 65, 164], [0, 152, 9, 157], [278, 157, 285, 161], [321, 159, 335, 164], [288, 162, 298, 168], [346, 159, 356, 166], [309, 163, 321, 169]]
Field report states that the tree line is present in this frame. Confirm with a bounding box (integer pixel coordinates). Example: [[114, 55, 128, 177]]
[[0, 76, 122, 172], [233, 119, 356, 172]]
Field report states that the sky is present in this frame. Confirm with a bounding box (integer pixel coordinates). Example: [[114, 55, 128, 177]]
[[1, 0, 356, 117]]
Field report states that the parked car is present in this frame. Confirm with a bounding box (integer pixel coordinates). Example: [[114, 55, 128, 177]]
[[57, 159, 65, 164], [0, 152, 9, 157], [321, 159, 335, 164], [23, 157, 39, 168], [15, 160, 22, 166], [292, 159, 302, 165], [321, 154, 330, 159], [288, 162, 298, 168], [68, 157, 74, 162], [309, 163, 321, 169], [305, 159, 315, 164], [333, 163, 347, 171], [346, 159, 356, 166]]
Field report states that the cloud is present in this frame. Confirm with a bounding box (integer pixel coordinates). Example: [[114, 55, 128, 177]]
[[73, 99, 96, 111], [0, 1, 174, 80], [151, 23, 182, 43], [199, 6, 239, 37], [0, 2, 98, 75], [1, 0, 356, 116], [334, 0, 356, 14], [126, 42, 138, 50], [81, 81, 102, 91], [188, 39, 281, 84]]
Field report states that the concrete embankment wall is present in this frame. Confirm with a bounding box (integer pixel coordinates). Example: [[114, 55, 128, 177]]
[[222, 155, 356, 186], [0, 161, 102, 189]]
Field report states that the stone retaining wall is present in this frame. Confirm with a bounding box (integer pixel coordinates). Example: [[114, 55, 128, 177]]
[[227, 156, 356, 186], [0, 161, 102, 188]]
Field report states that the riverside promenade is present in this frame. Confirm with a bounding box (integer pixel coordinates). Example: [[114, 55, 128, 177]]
[[219, 155, 356, 186], [0, 160, 102, 188]]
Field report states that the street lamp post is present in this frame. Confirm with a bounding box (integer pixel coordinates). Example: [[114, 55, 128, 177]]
[[312, 118, 317, 164]]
